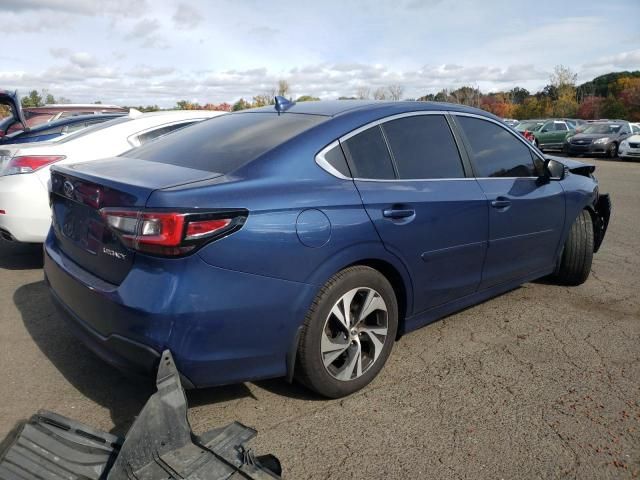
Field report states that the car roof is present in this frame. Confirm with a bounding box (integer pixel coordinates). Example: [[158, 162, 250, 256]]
[[244, 100, 502, 121]]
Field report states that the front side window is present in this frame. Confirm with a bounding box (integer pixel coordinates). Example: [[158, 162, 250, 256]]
[[341, 125, 395, 179], [555, 122, 568, 131], [381, 115, 464, 179], [456, 116, 538, 178]]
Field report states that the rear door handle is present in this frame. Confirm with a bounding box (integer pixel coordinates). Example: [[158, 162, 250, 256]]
[[491, 197, 511, 209], [383, 208, 415, 219]]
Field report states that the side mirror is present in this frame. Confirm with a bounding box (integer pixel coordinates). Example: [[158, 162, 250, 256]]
[[541, 158, 565, 181]]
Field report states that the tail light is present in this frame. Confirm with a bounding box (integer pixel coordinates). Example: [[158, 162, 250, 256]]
[[2, 155, 65, 176], [100, 208, 246, 256]]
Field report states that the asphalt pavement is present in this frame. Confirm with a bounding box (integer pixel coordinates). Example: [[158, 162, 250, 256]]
[[0, 157, 638, 479]]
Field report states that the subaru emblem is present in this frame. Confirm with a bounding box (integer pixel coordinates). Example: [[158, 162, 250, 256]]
[[63, 180, 74, 198]]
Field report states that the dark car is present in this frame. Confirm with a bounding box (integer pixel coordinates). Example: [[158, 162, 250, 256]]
[[565, 120, 634, 157], [44, 100, 611, 398], [0, 113, 126, 144], [0, 90, 127, 136]]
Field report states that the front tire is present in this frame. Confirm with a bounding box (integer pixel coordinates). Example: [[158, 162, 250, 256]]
[[553, 210, 594, 286], [607, 142, 618, 158], [295, 266, 398, 398]]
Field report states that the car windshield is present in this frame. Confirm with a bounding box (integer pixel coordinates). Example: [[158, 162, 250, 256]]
[[583, 123, 621, 134], [516, 121, 543, 131]]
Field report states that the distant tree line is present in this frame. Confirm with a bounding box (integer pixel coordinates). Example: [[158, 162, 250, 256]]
[[4, 67, 638, 121], [417, 66, 640, 121]]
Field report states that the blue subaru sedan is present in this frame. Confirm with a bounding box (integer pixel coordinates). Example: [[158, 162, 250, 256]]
[[44, 100, 611, 398]]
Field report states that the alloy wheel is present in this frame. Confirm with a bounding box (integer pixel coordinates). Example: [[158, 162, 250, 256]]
[[320, 287, 389, 382]]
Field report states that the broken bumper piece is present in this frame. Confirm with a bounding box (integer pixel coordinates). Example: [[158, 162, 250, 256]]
[[0, 350, 282, 479]]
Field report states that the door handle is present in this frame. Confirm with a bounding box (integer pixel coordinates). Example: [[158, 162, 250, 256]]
[[383, 208, 415, 219], [491, 197, 511, 209]]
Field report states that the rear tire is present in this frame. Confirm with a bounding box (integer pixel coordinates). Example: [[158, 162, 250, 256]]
[[295, 266, 398, 398], [553, 210, 594, 286]]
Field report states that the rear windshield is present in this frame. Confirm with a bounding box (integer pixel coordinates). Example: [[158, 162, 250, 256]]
[[125, 112, 326, 174]]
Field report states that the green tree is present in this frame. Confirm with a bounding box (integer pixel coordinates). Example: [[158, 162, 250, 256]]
[[296, 95, 320, 102], [232, 98, 251, 111], [600, 95, 627, 119], [21, 90, 44, 108]]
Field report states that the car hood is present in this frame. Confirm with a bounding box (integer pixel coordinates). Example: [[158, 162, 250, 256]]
[[623, 134, 640, 143], [571, 133, 613, 140], [0, 90, 27, 134]]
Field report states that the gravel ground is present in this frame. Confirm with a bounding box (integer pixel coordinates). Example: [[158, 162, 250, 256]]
[[0, 158, 638, 479]]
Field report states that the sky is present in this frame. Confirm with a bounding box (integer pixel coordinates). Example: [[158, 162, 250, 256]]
[[1, 0, 639, 107]]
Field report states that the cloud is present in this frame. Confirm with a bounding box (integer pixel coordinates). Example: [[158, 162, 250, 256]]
[[247, 26, 279, 40], [49, 47, 71, 58], [1, 0, 148, 16], [583, 49, 640, 70], [3, 12, 73, 32], [172, 3, 202, 29], [69, 52, 98, 68], [128, 65, 176, 78], [124, 18, 167, 48], [125, 18, 160, 40]]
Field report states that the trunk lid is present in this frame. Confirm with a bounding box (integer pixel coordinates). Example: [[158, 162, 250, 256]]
[[50, 158, 221, 284]]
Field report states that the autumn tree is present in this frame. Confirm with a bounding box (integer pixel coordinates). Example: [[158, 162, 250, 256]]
[[373, 87, 387, 100], [356, 87, 370, 100], [277, 80, 290, 98], [387, 84, 404, 101]]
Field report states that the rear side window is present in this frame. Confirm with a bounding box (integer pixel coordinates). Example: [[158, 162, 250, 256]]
[[341, 126, 395, 179], [128, 113, 325, 174], [456, 116, 537, 178], [382, 115, 464, 179], [322, 144, 351, 177]]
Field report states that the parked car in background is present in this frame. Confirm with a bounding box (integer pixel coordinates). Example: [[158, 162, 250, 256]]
[[531, 119, 575, 151], [515, 119, 544, 144], [0, 90, 127, 136], [0, 90, 27, 136], [565, 120, 635, 157], [503, 118, 519, 128], [0, 109, 224, 243], [43, 100, 610, 398], [618, 128, 640, 161], [0, 113, 126, 145]]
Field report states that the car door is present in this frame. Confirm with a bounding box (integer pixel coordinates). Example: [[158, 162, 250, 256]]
[[341, 113, 488, 314], [536, 121, 555, 148], [452, 114, 565, 289]]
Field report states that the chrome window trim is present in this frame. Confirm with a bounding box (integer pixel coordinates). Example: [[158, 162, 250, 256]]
[[315, 109, 548, 182], [315, 140, 351, 180]]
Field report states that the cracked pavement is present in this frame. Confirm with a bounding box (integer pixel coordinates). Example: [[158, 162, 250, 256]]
[[0, 158, 638, 479]]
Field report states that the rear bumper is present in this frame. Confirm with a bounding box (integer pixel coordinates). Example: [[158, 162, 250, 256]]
[[44, 232, 317, 387], [0, 173, 51, 243]]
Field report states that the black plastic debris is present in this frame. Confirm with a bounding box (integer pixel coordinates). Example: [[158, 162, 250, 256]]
[[0, 350, 282, 479]]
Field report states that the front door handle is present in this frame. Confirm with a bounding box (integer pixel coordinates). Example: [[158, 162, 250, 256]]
[[491, 197, 511, 209], [383, 208, 415, 219]]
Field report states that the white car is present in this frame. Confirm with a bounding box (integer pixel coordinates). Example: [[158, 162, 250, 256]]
[[0, 110, 225, 243], [618, 131, 640, 161]]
